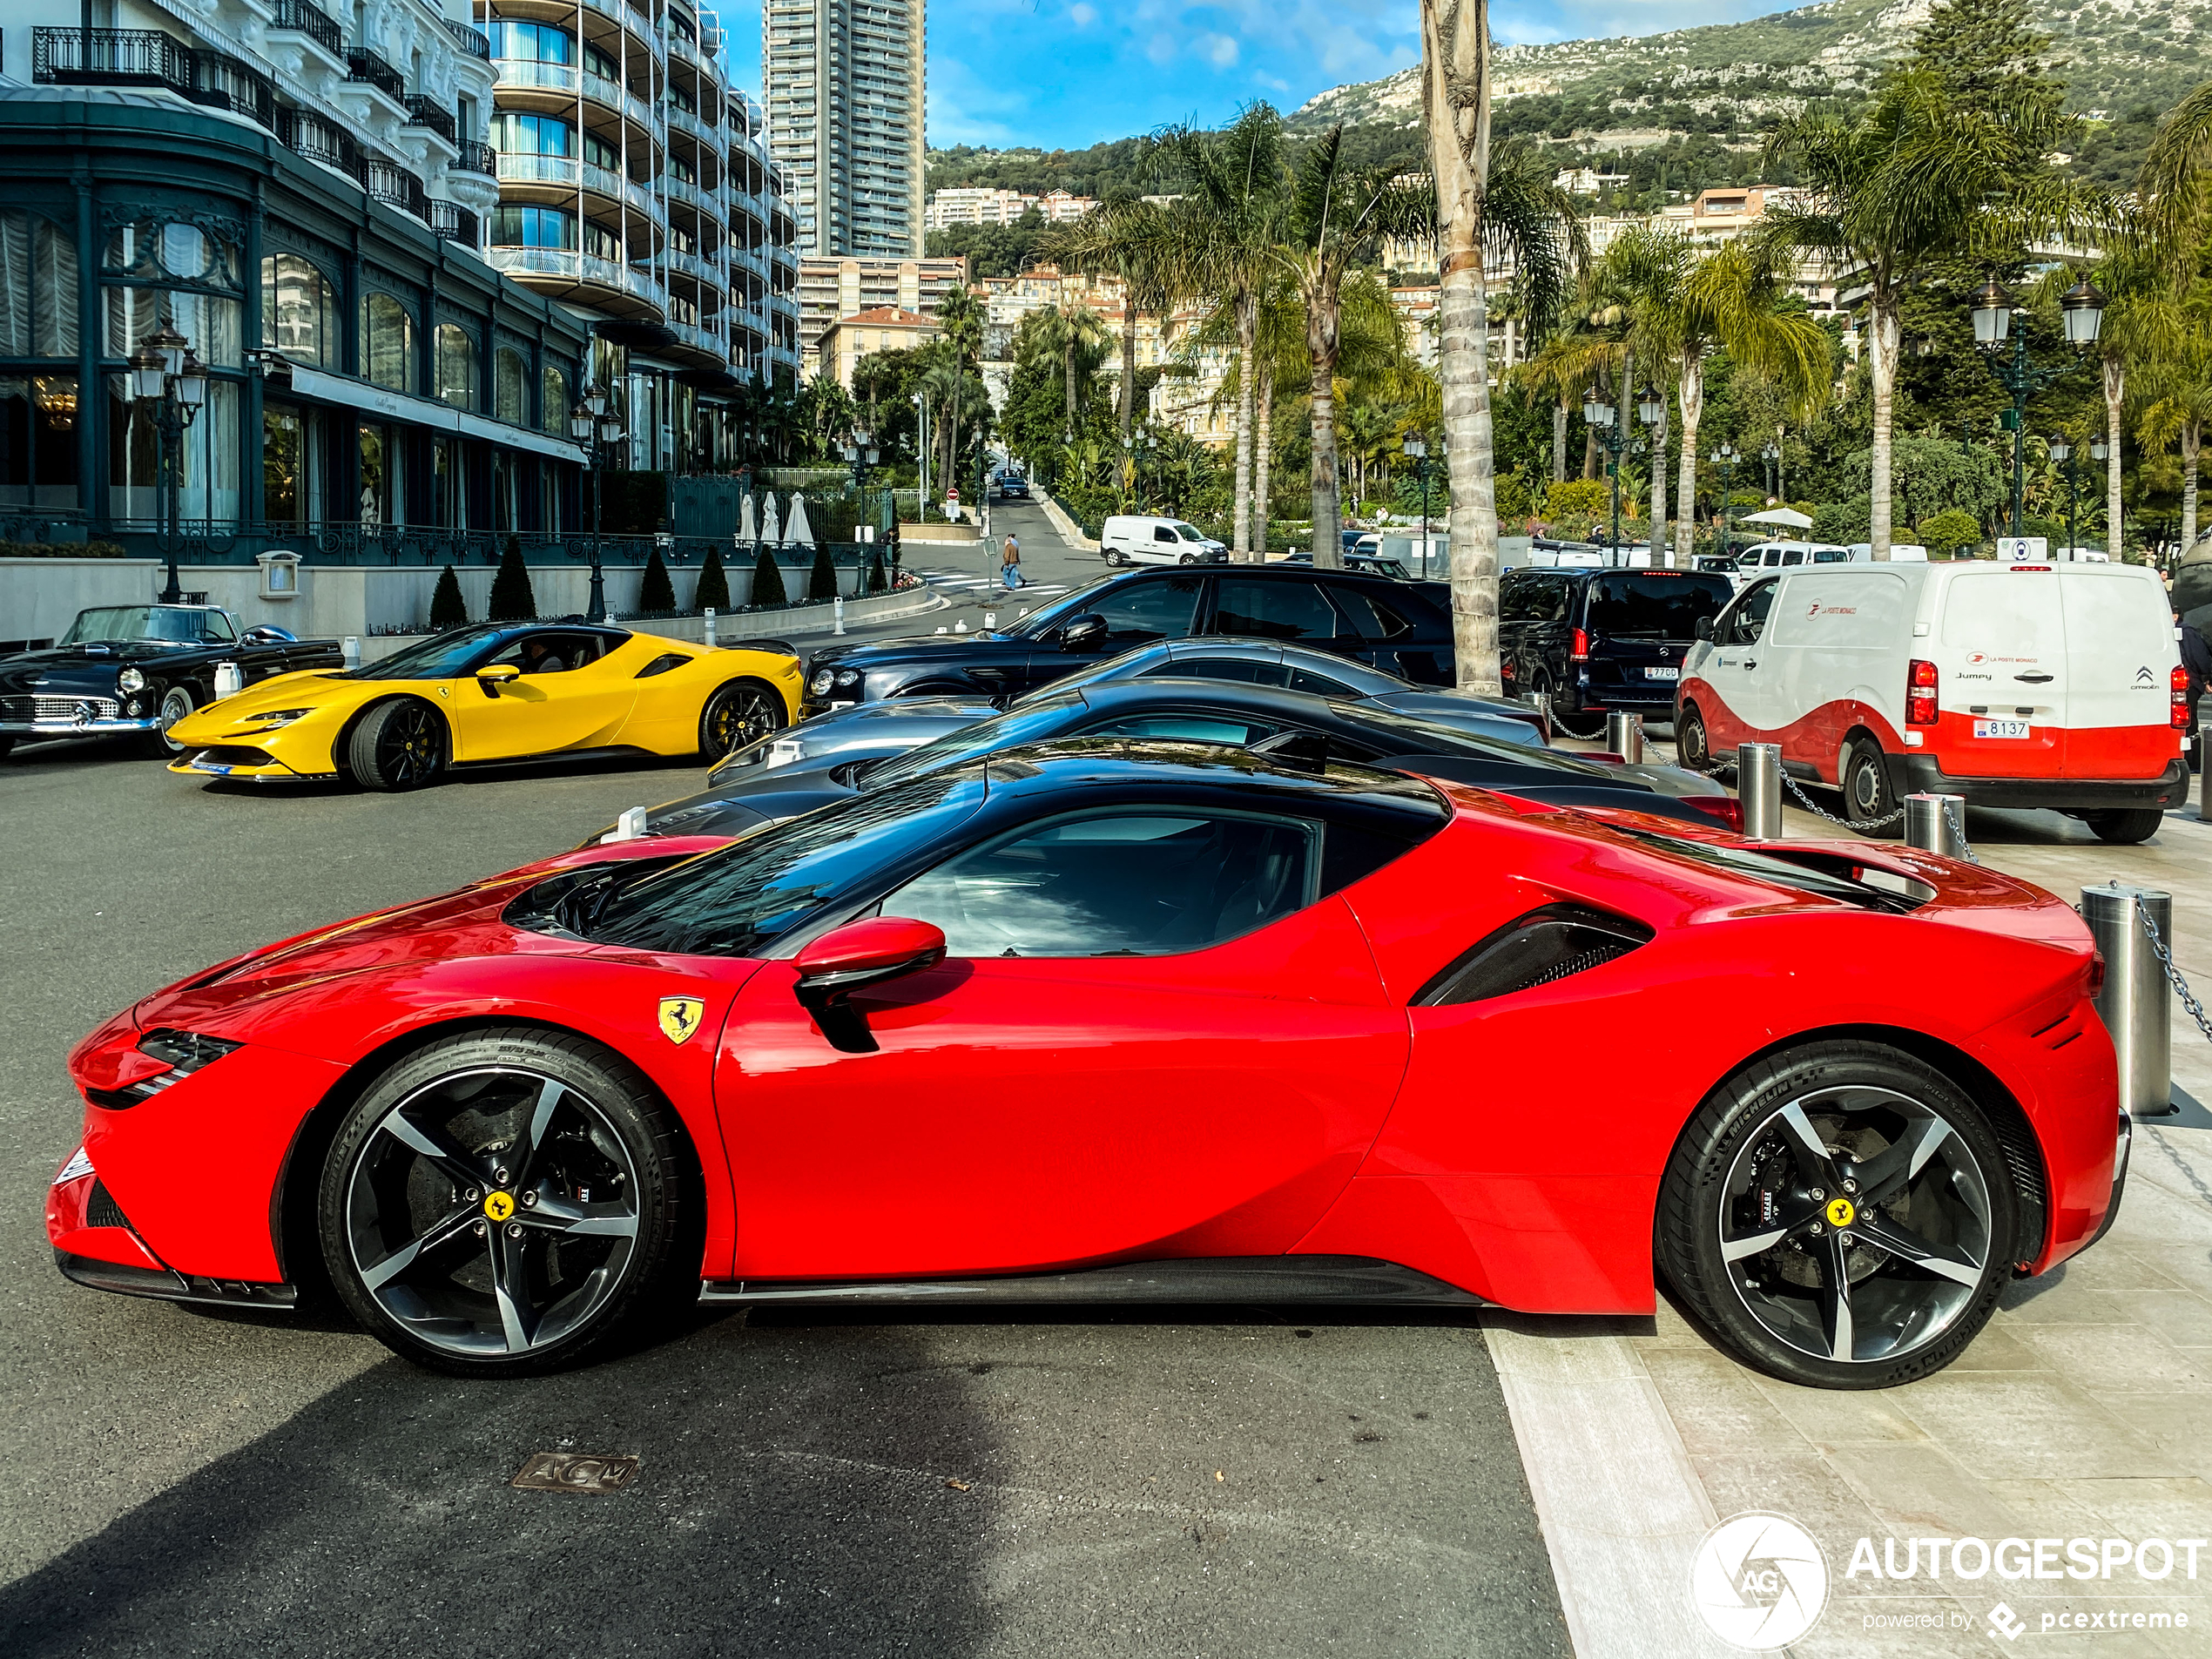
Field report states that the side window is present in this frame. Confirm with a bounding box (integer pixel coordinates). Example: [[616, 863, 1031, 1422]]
[[1078, 713, 1276, 745], [887, 811, 1318, 957], [1500, 575, 1537, 624], [1211, 578, 1344, 642], [1154, 525, 1179, 543], [1780, 549, 1805, 566], [1090, 577, 1204, 644], [1723, 580, 1778, 647], [1288, 664, 1359, 695], [1145, 657, 1287, 687], [1325, 584, 1414, 640]]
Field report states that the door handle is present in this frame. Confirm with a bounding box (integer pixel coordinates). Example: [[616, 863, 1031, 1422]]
[[2013, 672, 2054, 683], [1743, 658, 1757, 669]]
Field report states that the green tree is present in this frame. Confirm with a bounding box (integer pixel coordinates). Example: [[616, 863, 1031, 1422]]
[[695, 547, 732, 611], [1047, 198, 1187, 442], [488, 535, 536, 622], [808, 543, 840, 602], [429, 563, 468, 629], [1919, 507, 1985, 556], [1035, 302, 1112, 425], [1906, 0, 2067, 126], [638, 546, 676, 613], [751, 546, 786, 609]]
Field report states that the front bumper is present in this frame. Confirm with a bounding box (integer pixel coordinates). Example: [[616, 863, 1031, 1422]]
[[169, 746, 338, 783], [1, 716, 158, 738], [1886, 755, 2189, 813]]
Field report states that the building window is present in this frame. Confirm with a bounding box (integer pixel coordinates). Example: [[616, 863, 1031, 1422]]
[[583, 222, 625, 262], [543, 362, 569, 435], [105, 287, 242, 369], [105, 219, 238, 287], [359, 422, 395, 526], [490, 206, 577, 249], [491, 112, 573, 156], [435, 324, 476, 410], [0, 214, 79, 358], [107, 374, 239, 525], [260, 254, 339, 368], [0, 376, 81, 509], [264, 406, 303, 528], [583, 42, 622, 82], [494, 347, 527, 425], [487, 19, 572, 63], [361, 293, 415, 393], [583, 131, 626, 172]]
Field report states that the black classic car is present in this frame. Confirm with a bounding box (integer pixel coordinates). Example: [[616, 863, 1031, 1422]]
[[0, 604, 341, 759], [799, 566, 1457, 717]]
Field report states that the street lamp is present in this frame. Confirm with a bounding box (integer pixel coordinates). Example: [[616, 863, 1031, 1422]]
[[1762, 441, 1780, 502], [1710, 442, 1739, 557], [1972, 274, 2105, 536], [1583, 381, 1658, 552], [2047, 434, 2080, 558], [572, 381, 626, 624], [127, 326, 206, 604], [1403, 435, 1432, 576]]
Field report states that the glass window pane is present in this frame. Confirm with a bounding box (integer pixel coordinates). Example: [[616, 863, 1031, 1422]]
[[1085, 575, 1202, 645], [30, 219, 78, 357], [542, 363, 568, 435], [1211, 578, 1342, 642], [362, 294, 415, 393], [495, 348, 527, 424], [890, 813, 1318, 958], [435, 323, 475, 409]]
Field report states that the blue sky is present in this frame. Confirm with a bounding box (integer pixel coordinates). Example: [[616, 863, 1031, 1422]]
[[721, 1, 1795, 151]]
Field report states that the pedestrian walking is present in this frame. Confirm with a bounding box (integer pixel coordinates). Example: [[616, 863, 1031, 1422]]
[[1001, 532, 1023, 590]]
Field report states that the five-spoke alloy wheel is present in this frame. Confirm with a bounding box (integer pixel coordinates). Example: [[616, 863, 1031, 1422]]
[[1659, 1042, 2017, 1389], [320, 1028, 691, 1376]]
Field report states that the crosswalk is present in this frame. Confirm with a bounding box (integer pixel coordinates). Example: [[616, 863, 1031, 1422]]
[[907, 566, 1072, 600]]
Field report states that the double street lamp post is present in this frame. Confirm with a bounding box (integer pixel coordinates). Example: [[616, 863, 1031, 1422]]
[[1403, 435, 1433, 575], [1762, 441, 1779, 503], [1710, 442, 1739, 557], [2046, 432, 2108, 558], [844, 425, 880, 579], [570, 381, 627, 624], [1971, 277, 2107, 538], [127, 326, 209, 604], [1582, 382, 1662, 553]]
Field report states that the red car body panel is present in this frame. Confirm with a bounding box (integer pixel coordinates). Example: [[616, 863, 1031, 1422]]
[[49, 790, 2119, 1315]]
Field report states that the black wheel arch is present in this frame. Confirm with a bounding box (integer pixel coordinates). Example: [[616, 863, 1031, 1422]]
[[271, 1015, 710, 1298], [333, 693, 448, 782]]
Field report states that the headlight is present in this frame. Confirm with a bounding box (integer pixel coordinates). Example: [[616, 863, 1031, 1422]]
[[246, 708, 313, 727], [118, 667, 147, 692], [833, 669, 861, 688], [809, 669, 836, 696]]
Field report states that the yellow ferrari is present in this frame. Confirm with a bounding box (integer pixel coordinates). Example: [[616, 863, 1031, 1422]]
[[165, 622, 801, 790]]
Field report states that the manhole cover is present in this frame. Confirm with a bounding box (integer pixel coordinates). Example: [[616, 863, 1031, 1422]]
[[511, 1452, 640, 1494]]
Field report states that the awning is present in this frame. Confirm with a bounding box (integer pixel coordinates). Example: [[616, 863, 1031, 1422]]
[[1742, 507, 1814, 530], [283, 364, 589, 464]]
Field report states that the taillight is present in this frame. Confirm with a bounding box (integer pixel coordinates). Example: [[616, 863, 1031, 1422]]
[[1571, 627, 1589, 662], [1683, 794, 1745, 833], [1907, 658, 1939, 726], [2173, 664, 2191, 730], [2087, 951, 2106, 999]]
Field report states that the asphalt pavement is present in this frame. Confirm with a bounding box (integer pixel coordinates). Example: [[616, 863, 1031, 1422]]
[[0, 729, 1568, 1657]]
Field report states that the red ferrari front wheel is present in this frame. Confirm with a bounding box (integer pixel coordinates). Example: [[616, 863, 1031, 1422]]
[[1658, 1042, 2018, 1390], [318, 1028, 697, 1377]]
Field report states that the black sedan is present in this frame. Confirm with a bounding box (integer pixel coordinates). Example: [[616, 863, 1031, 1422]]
[[597, 678, 1744, 844], [799, 566, 1456, 717], [0, 604, 340, 759]]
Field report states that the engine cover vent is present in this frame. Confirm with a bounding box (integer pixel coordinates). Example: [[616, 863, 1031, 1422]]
[[1413, 904, 1655, 1007]]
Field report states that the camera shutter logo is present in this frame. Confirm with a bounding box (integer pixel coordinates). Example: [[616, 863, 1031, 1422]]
[[1689, 1512, 1831, 1649]]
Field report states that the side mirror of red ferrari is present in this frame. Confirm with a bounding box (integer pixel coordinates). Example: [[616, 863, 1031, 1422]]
[[792, 916, 948, 1054]]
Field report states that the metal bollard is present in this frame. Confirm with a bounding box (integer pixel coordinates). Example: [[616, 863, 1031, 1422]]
[[1905, 792, 1972, 859], [1604, 711, 1644, 763], [212, 661, 243, 699], [1736, 742, 1784, 839], [2197, 694, 2209, 820], [341, 636, 361, 671], [2081, 883, 2178, 1116], [832, 596, 846, 636], [1531, 690, 1553, 733], [703, 607, 718, 649]]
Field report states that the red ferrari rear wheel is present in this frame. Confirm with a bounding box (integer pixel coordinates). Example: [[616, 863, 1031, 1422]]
[[318, 1028, 695, 1377], [1658, 1042, 2017, 1390]]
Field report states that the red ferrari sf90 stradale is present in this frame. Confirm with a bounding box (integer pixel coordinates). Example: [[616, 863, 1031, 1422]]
[[48, 741, 2126, 1389]]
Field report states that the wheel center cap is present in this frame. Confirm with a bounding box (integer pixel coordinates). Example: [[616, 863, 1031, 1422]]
[[484, 1190, 516, 1222], [1825, 1196, 1857, 1228]]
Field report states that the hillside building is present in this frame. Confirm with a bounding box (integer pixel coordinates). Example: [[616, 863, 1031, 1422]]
[[817, 305, 935, 388], [797, 254, 966, 373]]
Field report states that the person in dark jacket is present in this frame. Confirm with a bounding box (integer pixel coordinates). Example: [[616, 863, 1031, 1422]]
[[2179, 617, 2212, 772]]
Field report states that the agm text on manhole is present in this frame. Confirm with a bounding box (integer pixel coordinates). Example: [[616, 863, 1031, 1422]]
[[511, 1452, 640, 1494]]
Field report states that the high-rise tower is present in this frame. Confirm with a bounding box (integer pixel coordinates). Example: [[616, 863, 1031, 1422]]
[[763, 0, 925, 260]]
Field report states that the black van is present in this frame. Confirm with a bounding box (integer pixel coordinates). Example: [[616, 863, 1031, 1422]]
[[1497, 566, 1734, 736]]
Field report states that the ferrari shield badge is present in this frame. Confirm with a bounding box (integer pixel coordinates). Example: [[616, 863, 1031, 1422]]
[[658, 996, 706, 1045]]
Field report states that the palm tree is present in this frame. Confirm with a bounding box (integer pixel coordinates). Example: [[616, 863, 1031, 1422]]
[[934, 281, 986, 370], [1157, 105, 1288, 562], [1763, 66, 2107, 559], [1046, 198, 1187, 442], [2131, 266, 2212, 554], [1034, 301, 1111, 424]]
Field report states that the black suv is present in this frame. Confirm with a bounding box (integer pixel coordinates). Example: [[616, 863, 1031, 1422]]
[[801, 566, 1454, 714], [1497, 566, 1732, 735]]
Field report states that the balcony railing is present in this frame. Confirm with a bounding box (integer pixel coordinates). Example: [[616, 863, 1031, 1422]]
[[269, 0, 343, 57], [346, 47, 405, 102], [442, 18, 491, 60], [455, 139, 496, 176], [278, 106, 368, 185], [190, 51, 275, 127], [364, 158, 428, 221], [428, 201, 480, 246], [32, 27, 192, 97], [402, 95, 455, 142]]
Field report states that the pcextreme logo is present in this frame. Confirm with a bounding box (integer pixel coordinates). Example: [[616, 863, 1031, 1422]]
[[1689, 1512, 1831, 1649]]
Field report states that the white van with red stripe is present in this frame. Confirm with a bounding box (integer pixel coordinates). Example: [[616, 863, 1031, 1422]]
[[1674, 559, 2190, 843]]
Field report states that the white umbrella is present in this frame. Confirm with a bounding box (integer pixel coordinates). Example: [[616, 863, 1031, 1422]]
[[785, 493, 815, 548], [738, 493, 757, 543], [761, 494, 782, 546], [1743, 506, 1813, 530]]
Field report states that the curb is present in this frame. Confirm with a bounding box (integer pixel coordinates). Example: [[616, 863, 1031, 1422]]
[[1033, 488, 1100, 552]]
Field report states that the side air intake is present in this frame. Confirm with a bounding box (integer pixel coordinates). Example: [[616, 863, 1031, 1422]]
[[1413, 904, 1655, 1006]]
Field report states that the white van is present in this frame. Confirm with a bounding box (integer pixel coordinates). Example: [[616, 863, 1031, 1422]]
[[1731, 541, 1858, 586], [1676, 559, 2188, 843], [1100, 516, 1227, 566]]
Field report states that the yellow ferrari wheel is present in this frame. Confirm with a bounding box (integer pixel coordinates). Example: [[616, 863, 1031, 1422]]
[[698, 680, 785, 761]]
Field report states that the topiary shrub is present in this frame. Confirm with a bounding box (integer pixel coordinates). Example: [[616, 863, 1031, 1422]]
[[866, 552, 887, 593], [1918, 509, 1984, 559], [638, 546, 676, 612], [429, 563, 468, 629], [808, 544, 839, 602], [751, 545, 786, 608], [488, 535, 536, 621], [695, 547, 731, 611]]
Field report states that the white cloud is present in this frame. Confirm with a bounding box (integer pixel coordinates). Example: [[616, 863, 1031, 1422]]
[[1204, 33, 1239, 67], [1069, 3, 1096, 24]]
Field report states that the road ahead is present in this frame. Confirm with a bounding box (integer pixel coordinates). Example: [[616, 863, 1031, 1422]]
[[0, 738, 1568, 1658]]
